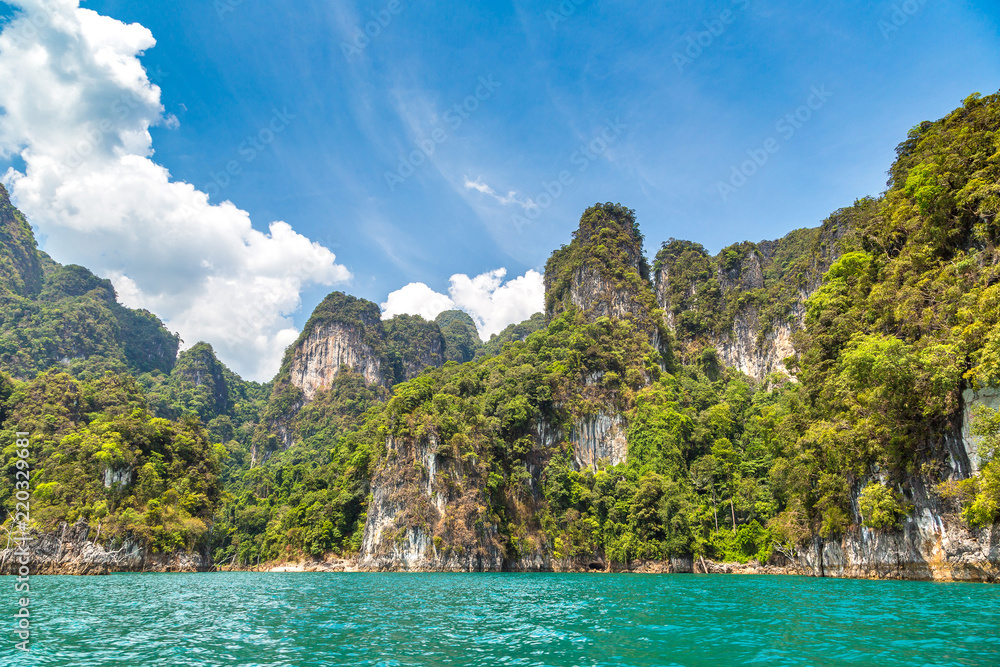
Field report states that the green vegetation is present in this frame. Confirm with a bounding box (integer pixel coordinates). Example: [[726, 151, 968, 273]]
[[436, 310, 482, 363], [0, 185, 179, 380], [477, 313, 546, 359], [3, 92, 1000, 570], [654, 208, 853, 364], [0, 371, 223, 552], [545, 203, 664, 340]]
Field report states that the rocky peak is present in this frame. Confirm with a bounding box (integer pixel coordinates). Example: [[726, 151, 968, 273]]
[[0, 183, 44, 298], [283, 292, 455, 403], [544, 203, 664, 348], [654, 204, 857, 378], [286, 292, 389, 401]]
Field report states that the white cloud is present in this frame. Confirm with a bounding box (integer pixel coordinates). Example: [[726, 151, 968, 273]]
[[0, 1, 351, 381], [380, 268, 544, 341], [380, 282, 456, 322], [463, 176, 535, 210]]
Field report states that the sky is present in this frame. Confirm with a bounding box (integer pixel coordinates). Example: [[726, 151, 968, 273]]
[[0, 0, 997, 381]]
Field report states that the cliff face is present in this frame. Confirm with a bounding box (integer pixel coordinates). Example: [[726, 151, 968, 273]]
[[358, 434, 508, 572], [290, 320, 389, 400], [0, 520, 210, 575], [357, 407, 634, 571], [284, 293, 452, 402], [655, 207, 856, 379], [798, 440, 998, 582], [545, 203, 664, 346], [355, 205, 670, 571]]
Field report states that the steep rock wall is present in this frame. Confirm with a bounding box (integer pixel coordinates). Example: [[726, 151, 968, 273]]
[[795, 426, 998, 582], [289, 321, 388, 400], [358, 435, 506, 572], [656, 217, 849, 380], [0, 520, 210, 575], [569, 411, 628, 471], [713, 302, 803, 379]]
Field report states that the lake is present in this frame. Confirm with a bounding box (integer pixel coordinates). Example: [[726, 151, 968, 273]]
[[2, 573, 998, 666]]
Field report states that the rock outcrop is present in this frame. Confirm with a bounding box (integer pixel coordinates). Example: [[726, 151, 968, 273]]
[[655, 208, 855, 379], [290, 320, 389, 399], [357, 434, 507, 572], [284, 292, 451, 402], [0, 520, 210, 575], [545, 203, 665, 347]]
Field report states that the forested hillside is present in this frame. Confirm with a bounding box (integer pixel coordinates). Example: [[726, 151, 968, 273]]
[[1, 92, 998, 579]]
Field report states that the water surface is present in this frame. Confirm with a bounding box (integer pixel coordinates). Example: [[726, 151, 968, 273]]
[[1, 572, 997, 666]]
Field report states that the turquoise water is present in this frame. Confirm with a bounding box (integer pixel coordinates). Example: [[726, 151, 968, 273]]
[[1, 573, 998, 666]]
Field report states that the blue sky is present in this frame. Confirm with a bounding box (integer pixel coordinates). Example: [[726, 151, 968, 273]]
[[0, 0, 998, 379]]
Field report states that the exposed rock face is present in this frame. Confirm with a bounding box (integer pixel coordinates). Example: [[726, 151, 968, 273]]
[[656, 216, 850, 379], [800, 520, 997, 582], [289, 321, 388, 400], [570, 411, 628, 471], [544, 203, 664, 351], [714, 302, 803, 379], [358, 435, 506, 572], [358, 406, 635, 571], [0, 520, 209, 575], [283, 293, 451, 404], [790, 425, 998, 583], [962, 387, 1000, 476]]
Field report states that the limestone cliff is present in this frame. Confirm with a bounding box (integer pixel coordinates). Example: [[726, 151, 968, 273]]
[[797, 435, 998, 582], [355, 205, 673, 571], [357, 407, 632, 572], [284, 292, 451, 401], [256, 293, 454, 457], [545, 202, 665, 346], [655, 203, 860, 378], [0, 520, 210, 575], [290, 320, 389, 399], [357, 434, 507, 572]]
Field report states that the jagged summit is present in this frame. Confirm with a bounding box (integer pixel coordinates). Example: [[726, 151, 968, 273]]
[[654, 206, 855, 378], [543, 203, 667, 358], [0, 182, 44, 299]]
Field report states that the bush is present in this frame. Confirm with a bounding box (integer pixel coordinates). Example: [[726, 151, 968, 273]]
[[858, 482, 908, 529]]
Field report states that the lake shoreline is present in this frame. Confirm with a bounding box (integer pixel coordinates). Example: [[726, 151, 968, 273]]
[[2, 518, 995, 582]]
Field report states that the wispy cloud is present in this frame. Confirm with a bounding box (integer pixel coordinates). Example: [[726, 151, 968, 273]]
[[463, 176, 535, 210]]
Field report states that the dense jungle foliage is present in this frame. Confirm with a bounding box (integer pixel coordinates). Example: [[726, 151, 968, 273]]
[[1, 92, 999, 567]]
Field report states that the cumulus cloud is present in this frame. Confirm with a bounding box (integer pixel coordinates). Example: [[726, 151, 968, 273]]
[[380, 282, 456, 322], [380, 268, 544, 341], [463, 176, 535, 210], [0, 0, 350, 381]]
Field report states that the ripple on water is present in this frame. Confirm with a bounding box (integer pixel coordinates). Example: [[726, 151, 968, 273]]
[[0, 573, 998, 666]]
